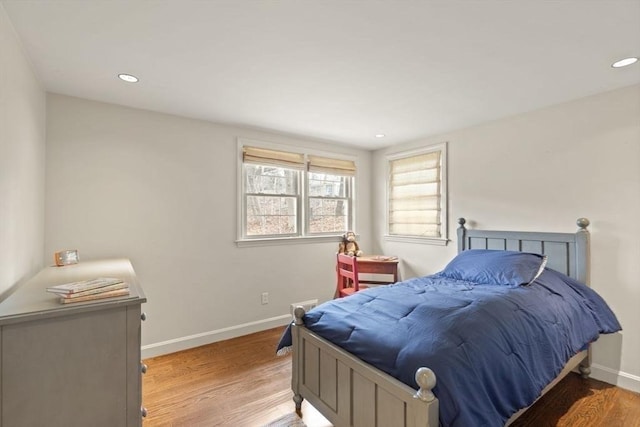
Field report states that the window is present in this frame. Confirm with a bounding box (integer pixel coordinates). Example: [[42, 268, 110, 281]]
[[239, 141, 356, 242], [386, 143, 447, 244], [307, 155, 354, 234], [245, 164, 300, 237]]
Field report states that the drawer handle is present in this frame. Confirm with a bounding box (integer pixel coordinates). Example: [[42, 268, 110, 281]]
[[141, 407, 148, 418], [141, 363, 148, 374], [141, 312, 147, 321]]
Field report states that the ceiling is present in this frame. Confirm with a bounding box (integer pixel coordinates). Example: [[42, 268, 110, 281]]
[[3, 1, 639, 149]]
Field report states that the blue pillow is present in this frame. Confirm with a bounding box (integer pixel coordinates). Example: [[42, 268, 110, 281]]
[[440, 249, 547, 287]]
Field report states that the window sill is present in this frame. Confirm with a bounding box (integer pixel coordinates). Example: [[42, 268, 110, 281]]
[[383, 235, 449, 246], [236, 235, 344, 248]]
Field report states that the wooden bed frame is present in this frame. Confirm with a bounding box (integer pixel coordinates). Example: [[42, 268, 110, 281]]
[[291, 218, 592, 427]]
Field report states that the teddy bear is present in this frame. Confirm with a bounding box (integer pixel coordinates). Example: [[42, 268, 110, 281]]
[[338, 231, 363, 257]]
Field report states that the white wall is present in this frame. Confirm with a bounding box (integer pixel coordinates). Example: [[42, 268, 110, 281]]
[[45, 94, 372, 357], [372, 85, 640, 392], [0, 5, 46, 297]]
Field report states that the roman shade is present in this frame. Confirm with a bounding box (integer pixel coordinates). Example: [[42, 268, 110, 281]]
[[243, 146, 305, 169], [307, 155, 356, 176], [388, 150, 441, 237]]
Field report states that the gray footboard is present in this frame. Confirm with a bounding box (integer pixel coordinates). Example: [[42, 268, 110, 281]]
[[291, 307, 439, 427]]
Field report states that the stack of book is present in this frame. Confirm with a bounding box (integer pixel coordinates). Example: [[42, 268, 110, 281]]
[[46, 277, 129, 304]]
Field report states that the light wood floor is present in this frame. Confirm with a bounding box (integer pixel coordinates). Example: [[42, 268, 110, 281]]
[[143, 327, 640, 427]]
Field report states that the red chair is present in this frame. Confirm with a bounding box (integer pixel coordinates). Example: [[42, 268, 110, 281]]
[[336, 254, 367, 298]]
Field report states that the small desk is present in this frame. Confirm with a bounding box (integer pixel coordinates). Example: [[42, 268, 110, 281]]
[[357, 255, 399, 285]]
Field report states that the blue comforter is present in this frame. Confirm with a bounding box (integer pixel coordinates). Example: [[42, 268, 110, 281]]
[[278, 268, 621, 426]]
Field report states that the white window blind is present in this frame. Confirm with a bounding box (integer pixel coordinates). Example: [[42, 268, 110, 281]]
[[388, 149, 443, 238]]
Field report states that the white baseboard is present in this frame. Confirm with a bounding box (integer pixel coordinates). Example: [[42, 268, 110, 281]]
[[141, 314, 291, 359], [590, 363, 640, 393]]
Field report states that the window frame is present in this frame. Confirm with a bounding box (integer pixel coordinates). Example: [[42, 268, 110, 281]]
[[243, 164, 302, 239], [305, 172, 353, 236], [237, 138, 357, 246], [384, 142, 448, 246]]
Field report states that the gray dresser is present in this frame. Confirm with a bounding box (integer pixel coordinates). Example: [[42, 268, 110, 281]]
[[0, 259, 147, 427]]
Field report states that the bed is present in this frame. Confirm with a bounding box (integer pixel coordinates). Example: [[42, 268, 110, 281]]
[[281, 218, 621, 427]]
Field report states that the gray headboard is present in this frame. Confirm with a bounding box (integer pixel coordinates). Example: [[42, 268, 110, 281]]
[[456, 218, 590, 285]]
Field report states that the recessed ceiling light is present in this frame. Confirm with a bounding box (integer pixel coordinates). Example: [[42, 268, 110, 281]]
[[118, 73, 139, 83], [375, 134, 386, 138], [611, 57, 638, 68]]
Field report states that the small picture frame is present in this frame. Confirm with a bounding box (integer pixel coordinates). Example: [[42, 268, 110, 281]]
[[54, 250, 79, 266]]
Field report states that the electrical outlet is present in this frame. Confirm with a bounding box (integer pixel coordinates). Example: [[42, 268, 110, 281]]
[[261, 292, 269, 305], [290, 299, 318, 316]]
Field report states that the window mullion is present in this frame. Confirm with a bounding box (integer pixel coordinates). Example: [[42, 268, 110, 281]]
[[298, 169, 305, 237]]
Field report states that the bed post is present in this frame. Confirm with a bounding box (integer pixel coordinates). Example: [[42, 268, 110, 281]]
[[414, 367, 437, 402], [575, 218, 590, 285], [575, 217, 592, 378], [457, 218, 467, 253], [292, 306, 306, 413]]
